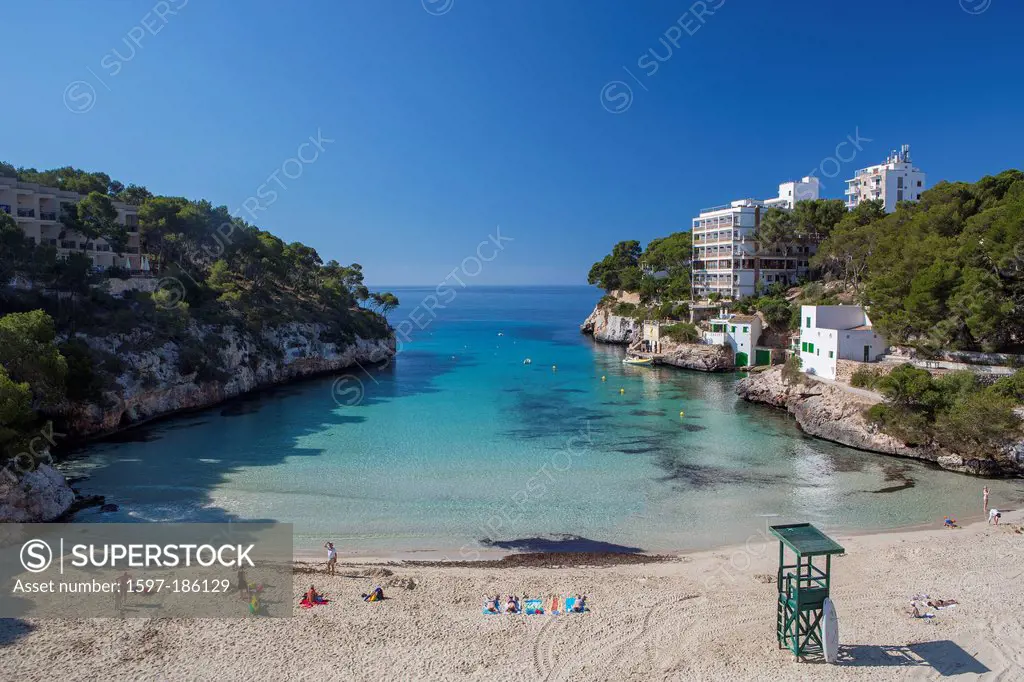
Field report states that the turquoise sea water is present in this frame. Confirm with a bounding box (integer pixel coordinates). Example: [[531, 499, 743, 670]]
[[62, 286, 1023, 556]]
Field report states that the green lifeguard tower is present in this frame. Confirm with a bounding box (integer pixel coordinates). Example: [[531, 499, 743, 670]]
[[769, 523, 845, 660]]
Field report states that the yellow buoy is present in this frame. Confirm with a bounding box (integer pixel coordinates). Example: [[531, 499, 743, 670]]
[[619, 388, 625, 394], [552, 365, 557, 371], [679, 411, 685, 417], [601, 375, 606, 382]]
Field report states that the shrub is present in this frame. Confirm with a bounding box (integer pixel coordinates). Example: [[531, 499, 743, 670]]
[[850, 367, 881, 389], [660, 323, 699, 343], [613, 302, 638, 316], [781, 355, 805, 385], [989, 368, 1024, 403]]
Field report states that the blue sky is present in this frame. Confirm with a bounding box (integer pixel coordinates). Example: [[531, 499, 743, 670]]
[[2, 0, 1022, 285]]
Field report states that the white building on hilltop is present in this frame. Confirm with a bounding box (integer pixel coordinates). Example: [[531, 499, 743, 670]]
[[845, 145, 926, 212], [691, 176, 819, 300], [0, 176, 145, 272], [799, 305, 888, 380]]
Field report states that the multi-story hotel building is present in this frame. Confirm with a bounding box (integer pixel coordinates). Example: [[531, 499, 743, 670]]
[[0, 177, 146, 271], [691, 176, 819, 300], [844, 144, 925, 212]]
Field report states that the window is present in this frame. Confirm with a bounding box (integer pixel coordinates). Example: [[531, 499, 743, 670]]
[[807, 342, 814, 354], [730, 326, 736, 333], [801, 342, 807, 352], [743, 327, 748, 333], [806, 317, 811, 328], [917, 180, 922, 187], [828, 351, 834, 359], [897, 190, 903, 201], [897, 176, 903, 188]]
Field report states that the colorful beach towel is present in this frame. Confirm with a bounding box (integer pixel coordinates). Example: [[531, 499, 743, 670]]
[[564, 597, 588, 613], [299, 596, 330, 609], [524, 599, 544, 615]]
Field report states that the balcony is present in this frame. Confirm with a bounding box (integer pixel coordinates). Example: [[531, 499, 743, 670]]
[[16, 208, 36, 218], [0, 204, 9, 214], [40, 211, 57, 221]]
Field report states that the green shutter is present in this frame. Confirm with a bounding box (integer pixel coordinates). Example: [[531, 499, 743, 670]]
[[743, 326, 749, 333], [730, 326, 736, 333], [806, 317, 811, 328], [808, 343, 814, 353], [828, 351, 834, 359]]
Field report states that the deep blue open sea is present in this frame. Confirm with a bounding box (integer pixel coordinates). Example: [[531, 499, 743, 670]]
[[62, 286, 1023, 556]]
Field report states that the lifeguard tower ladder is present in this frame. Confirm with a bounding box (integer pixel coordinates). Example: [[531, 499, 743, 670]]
[[769, 523, 845, 660]]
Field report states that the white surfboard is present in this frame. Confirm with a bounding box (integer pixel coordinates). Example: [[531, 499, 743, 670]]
[[822, 597, 839, 663]]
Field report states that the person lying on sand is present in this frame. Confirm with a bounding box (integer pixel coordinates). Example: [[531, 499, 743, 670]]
[[572, 595, 587, 612], [505, 595, 519, 613], [362, 586, 385, 602], [927, 598, 958, 608], [306, 585, 323, 603], [907, 603, 933, 619], [484, 595, 500, 613], [943, 516, 957, 528]]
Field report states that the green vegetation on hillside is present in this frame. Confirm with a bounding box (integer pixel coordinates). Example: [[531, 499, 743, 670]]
[[815, 170, 1024, 353], [0, 311, 67, 467], [866, 364, 1022, 459], [588, 232, 692, 316], [1, 163, 400, 470]]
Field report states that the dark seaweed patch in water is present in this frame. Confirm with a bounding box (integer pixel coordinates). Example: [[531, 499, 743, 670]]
[[502, 393, 608, 441], [480, 534, 644, 554], [680, 424, 706, 432], [654, 454, 789, 490], [629, 409, 667, 417], [100, 428, 162, 444], [554, 388, 586, 394], [502, 387, 524, 393], [618, 446, 662, 455], [220, 402, 264, 417], [867, 465, 916, 493]]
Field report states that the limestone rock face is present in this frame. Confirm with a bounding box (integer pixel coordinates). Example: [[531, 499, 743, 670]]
[[736, 366, 1023, 476], [660, 341, 734, 372], [0, 464, 76, 522], [580, 305, 640, 345], [65, 323, 395, 439], [2, 322, 395, 521]]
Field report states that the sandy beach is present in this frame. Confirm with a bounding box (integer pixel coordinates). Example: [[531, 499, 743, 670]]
[[2, 512, 1021, 681]]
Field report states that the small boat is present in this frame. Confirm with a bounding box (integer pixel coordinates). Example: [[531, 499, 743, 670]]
[[622, 356, 653, 366]]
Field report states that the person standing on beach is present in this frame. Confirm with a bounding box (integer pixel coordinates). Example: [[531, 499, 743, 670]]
[[325, 542, 338, 575], [983, 486, 989, 512]]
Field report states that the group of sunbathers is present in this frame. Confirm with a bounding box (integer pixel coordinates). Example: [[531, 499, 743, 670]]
[[484, 593, 587, 614]]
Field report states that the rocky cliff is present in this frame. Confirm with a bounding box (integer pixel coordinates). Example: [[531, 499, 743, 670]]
[[659, 340, 734, 372], [1, 322, 395, 522], [65, 322, 394, 439], [0, 463, 76, 523], [580, 304, 640, 345], [737, 366, 1024, 476]]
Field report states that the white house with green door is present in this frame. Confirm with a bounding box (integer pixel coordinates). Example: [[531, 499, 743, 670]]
[[799, 305, 888, 379], [706, 315, 763, 367]]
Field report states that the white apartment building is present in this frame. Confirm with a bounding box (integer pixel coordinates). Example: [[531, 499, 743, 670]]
[[0, 177, 145, 271], [799, 305, 888, 380], [691, 176, 819, 300], [844, 144, 926, 212]]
